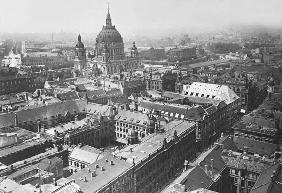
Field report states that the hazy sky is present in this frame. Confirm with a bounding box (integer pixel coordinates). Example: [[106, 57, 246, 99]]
[[0, 0, 282, 36]]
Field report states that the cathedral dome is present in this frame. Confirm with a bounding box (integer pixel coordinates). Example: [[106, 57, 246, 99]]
[[96, 7, 123, 45], [96, 27, 123, 44]]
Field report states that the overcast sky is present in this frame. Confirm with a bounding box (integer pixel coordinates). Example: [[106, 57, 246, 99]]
[[0, 0, 282, 36]]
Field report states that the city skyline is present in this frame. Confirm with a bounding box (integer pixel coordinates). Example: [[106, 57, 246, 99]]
[[0, 0, 282, 37]]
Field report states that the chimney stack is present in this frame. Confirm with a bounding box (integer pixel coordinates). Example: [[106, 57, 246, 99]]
[[183, 160, 188, 171], [91, 170, 96, 177], [204, 165, 208, 174]]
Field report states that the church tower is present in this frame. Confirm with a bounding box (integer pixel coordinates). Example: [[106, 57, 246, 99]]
[[131, 42, 138, 58], [74, 34, 86, 76]]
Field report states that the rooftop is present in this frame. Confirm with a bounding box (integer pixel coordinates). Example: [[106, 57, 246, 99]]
[[67, 153, 132, 193], [221, 150, 273, 173], [184, 82, 239, 104], [114, 120, 196, 164], [251, 163, 282, 193], [70, 146, 104, 164], [115, 110, 151, 126]]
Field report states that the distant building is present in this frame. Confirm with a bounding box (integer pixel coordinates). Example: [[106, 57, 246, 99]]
[[73, 34, 86, 77], [139, 47, 166, 60], [91, 8, 140, 75], [22, 52, 69, 67], [168, 47, 197, 62]]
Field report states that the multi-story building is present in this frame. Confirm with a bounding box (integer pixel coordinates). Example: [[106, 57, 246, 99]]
[[68, 153, 135, 193], [114, 109, 157, 144], [168, 47, 197, 62], [162, 144, 231, 193], [22, 52, 69, 68], [67, 119, 197, 193], [0, 68, 44, 95], [232, 91, 282, 145], [222, 149, 273, 193], [139, 47, 166, 60], [115, 120, 197, 193]]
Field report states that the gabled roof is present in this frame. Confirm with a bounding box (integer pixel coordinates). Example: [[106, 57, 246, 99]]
[[251, 164, 282, 193], [233, 136, 277, 156]]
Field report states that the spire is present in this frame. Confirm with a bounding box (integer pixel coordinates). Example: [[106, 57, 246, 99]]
[[106, 3, 112, 27], [78, 34, 81, 42]]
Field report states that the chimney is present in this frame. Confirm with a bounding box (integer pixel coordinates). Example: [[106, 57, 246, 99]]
[[110, 161, 114, 165], [95, 164, 99, 168], [91, 170, 96, 177], [14, 113, 18, 127], [183, 160, 189, 171], [75, 115, 79, 121], [53, 178, 57, 186], [101, 166, 104, 171], [84, 176, 87, 182], [204, 165, 208, 174], [37, 120, 41, 133], [130, 148, 133, 152], [211, 159, 214, 176]]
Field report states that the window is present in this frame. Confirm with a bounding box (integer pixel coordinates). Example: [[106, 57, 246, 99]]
[[196, 93, 199, 96], [201, 94, 204, 97], [190, 92, 193, 96]]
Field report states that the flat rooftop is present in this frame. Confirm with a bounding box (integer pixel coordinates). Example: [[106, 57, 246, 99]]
[[114, 120, 196, 164]]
